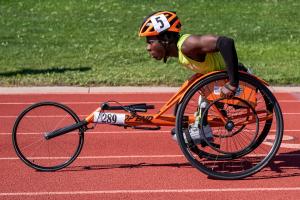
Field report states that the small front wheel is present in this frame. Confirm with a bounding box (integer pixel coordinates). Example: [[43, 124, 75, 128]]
[[12, 102, 84, 171]]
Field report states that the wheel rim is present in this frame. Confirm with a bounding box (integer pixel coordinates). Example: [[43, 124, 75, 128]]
[[12, 102, 84, 171]]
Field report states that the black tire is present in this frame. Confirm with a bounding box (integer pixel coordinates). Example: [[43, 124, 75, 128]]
[[12, 102, 84, 171], [176, 72, 283, 179]]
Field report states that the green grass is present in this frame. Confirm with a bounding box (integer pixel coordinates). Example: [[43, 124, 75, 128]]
[[0, 0, 299, 86]]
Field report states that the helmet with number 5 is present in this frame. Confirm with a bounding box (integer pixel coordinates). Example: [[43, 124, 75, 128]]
[[139, 11, 181, 37]]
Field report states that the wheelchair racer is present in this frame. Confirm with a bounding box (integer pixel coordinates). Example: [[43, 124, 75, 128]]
[[138, 11, 246, 144]]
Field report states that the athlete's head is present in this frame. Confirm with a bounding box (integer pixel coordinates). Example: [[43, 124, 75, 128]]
[[138, 11, 181, 62]]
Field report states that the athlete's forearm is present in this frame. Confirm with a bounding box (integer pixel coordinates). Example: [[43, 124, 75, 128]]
[[216, 36, 239, 86]]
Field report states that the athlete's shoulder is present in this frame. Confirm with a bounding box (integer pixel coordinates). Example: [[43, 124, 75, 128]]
[[180, 34, 195, 55], [181, 34, 205, 56], [183, 34, 220, 55]]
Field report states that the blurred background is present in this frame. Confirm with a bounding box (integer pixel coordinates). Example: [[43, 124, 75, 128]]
[[0, 0, 299, 86]]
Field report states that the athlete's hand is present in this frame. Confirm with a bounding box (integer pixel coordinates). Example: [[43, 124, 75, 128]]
[[221, 82, 238, 98]]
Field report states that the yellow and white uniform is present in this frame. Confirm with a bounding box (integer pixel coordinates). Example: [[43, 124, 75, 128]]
[[177, 34, 226, 73]]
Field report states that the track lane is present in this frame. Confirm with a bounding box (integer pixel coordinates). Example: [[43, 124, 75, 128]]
[[1, 92, 300, 199]]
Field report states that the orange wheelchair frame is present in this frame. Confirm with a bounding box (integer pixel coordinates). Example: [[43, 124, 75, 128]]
[[83, 71, 272, 129]]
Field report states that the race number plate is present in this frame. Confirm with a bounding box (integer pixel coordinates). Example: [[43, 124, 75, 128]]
[[94, 112, 125, 124], [150, 14, 170, 33]]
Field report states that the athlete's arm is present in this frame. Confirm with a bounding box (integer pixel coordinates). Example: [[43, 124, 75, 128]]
[[216, 36, 239, 87], [181, 35, 239, 97]]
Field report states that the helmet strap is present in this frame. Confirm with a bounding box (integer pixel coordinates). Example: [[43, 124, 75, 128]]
[[159, 33, 178, 63], [160, 38, 170, 63]]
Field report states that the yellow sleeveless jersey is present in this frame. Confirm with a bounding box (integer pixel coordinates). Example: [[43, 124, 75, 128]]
[[177, 34, 225, 74]]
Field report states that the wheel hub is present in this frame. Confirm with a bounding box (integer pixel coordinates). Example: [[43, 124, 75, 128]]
[[225, 121, 235, 131]]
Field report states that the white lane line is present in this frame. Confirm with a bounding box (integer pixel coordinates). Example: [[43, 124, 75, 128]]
[[0, 101, 166, 105], [0, 155, 184, 160], [0, 153, 299, 161], [0, 115, 151, 118], [264, 135, 300, 149], [0, 100, 299, 105], [266, 142, 300, 149], [1, 112, 300, 118], [1, 130, 299, 135], [0, 130, 172, 135], [1, 187, 300, 196]]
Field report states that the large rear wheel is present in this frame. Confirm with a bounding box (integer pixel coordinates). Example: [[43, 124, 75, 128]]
[[176, 72, 283, 179]]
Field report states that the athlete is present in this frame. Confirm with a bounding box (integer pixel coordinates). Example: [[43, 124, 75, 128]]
[[138, 11, 246, 144]]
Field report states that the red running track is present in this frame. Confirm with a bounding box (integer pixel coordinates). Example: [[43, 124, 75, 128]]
[[1, 92, 300, 200]]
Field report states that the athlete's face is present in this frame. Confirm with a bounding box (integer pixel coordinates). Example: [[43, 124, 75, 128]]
[[146, 37, 165, 60]]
